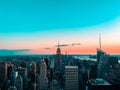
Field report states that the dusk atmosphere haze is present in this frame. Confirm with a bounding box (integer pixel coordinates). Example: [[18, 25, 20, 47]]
[[0, 0, 120, 55]]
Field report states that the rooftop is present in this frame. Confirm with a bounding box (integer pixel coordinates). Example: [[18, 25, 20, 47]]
[[65, 66, 78, 69], [89, 78, 111, 86]]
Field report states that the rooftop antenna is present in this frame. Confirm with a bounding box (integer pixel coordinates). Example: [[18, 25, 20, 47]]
[[99, 34, 102, 49]]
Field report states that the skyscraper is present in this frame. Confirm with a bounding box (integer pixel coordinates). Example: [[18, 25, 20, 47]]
[[10, 71, 18, 86], [39, 60, 48, 90], [97, 49, 105, 63], [31, 62, 36, 83], [15, 75, 23, 90], [56, 43, 62, 71], [97, 34, 103, 63], [44, 56, 50, 69], [18, 68, 27, 90], [0, 62, 8, 90], [65, 66, 79, 90], [97, 49, 108, 78], [18, 68, 27, 79]]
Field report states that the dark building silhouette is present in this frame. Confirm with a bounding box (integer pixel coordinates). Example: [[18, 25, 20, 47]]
[[90, 64, 97, 79], [8, 86, 17, 90], [56, 44, 62, 71], [20, 61, 27, 68], [110, 78, 120, 90], [18, 68, 27, 90], [108, 56, 118, 68], [15, 75, 23, 90], [31, 62, 36, 83], [97, 49, 105, 63], [44, 56, 50, 69], [97, 49, 107, 78], [0, 62, 8, 90], [8, 64, 14, 80]]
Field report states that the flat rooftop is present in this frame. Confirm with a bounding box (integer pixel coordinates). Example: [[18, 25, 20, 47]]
[[89, 78, 111, 86], [65, 66, 78, 68]]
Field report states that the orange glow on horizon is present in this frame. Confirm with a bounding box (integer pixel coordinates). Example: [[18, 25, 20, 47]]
[[32, 44, 120, 54], [102, 44, 120, 54]]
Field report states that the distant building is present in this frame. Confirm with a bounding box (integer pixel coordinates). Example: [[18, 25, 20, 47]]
[[50, 80, 59, 90], [8, 86, 17, 90], [97, 49, 109, 78], [49, 59, 55, 81], [56, 44, 62, 71], [32, 62, 36, 74], [18, 68, 27, 90], [50, 59, 54, 69], [90, 64, 97, 79], [20, 61, 27, 68], [29, 83, 36, 90], [36, 74, 40, 90], [110, 78, 120, 90], [87, 78, 112, 90], [65, 66, 79, 90], [97, 49, 105, 63], [108, 56, 118, 68], [10, 71, 18, 86], [8, 64, 14, 80], [31, 62, 36, 83], [18, 68, 27, 79], [0, 62, 8, 90], [15, 75, 23, 90], [44, 56, 50, 69], [39, 60, 48, 90]]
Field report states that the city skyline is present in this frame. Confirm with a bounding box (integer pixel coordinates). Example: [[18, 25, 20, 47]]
[[0, 0, 120, 55]]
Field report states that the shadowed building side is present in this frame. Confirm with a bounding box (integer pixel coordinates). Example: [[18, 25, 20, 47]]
[[0, 62, 8, 90]]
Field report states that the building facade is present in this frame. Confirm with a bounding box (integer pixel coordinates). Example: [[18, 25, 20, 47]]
[[65, 66, 79, 90], [15, 75, 23, 90], [39, 60, 48, 90]]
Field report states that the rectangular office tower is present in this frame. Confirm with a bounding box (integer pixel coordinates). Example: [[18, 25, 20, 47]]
[[65, 66, 79, 90]]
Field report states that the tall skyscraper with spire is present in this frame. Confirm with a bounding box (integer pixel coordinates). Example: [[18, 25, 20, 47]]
[[97, 34, 107, 78], [56, 42, 62, 71], [97, 34, 103, 63]]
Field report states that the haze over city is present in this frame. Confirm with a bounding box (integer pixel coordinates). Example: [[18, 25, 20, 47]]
[[0, 0, 120, 55]]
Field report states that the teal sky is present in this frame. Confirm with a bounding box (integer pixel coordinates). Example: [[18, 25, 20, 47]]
[[0, 0, 119, 33], [0, 0, 120, 55]]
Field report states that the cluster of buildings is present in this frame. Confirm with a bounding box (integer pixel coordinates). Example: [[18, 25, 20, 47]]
[[0, 44, 120, 90], [0, 59, 49, 90]]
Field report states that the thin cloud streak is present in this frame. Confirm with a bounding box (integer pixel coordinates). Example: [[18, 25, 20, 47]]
[[71, 43, 81, 46], [54, 44, 69, 47], [44, 48, 51, 50]]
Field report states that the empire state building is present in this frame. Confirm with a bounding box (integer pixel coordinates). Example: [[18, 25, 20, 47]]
[[56, 44, 62, 71]]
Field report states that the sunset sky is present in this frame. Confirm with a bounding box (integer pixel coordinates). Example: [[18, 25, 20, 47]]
[[0, 0, 120, 55]]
